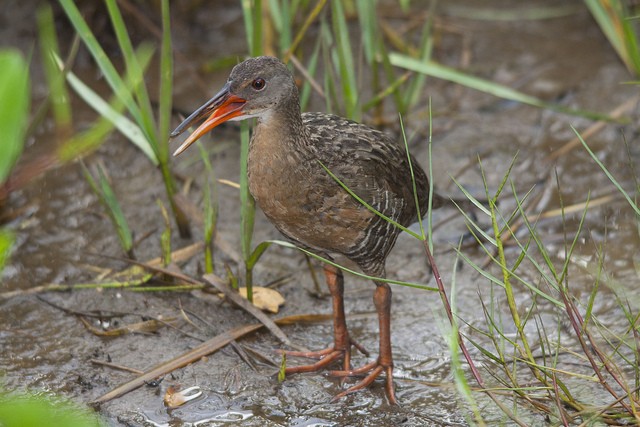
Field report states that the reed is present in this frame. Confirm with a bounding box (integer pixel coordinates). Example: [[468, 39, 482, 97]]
[[59, 0, 191, 238], [198, 143, 219, 275], [0, 49, 30, 280], [585, 0, 640, 76], [0, 50, 29, 186]]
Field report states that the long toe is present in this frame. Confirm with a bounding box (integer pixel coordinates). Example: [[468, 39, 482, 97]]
[[277, 338, 370, 374], [283, 349, 344, 374], [329, 361, 397, 405]]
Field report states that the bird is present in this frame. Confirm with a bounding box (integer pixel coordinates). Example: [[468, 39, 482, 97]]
[[171, 56, 448, 405]]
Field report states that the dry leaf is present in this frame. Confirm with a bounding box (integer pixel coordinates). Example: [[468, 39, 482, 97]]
[[238, 287, 285, 313]]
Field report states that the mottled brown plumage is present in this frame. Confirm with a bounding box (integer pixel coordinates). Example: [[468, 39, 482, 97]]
[[172, 56, 444, 404]]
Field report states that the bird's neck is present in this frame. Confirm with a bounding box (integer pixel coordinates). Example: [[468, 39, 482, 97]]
[[254, 95, 310, 150]]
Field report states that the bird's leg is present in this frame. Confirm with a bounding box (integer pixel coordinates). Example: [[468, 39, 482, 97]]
[[329, 281, 398, 405], [279, 264, 368, 373]]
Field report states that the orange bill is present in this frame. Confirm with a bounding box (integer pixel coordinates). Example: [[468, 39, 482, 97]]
[[171, 83, 246, 156]]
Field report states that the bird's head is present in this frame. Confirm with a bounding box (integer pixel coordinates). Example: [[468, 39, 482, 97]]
[[171, 56, 295, 156]]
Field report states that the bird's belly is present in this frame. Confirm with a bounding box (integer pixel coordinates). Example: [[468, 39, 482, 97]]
[[248, 159, 369, 255]]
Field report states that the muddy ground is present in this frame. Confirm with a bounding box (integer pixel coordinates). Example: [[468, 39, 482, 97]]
[[2, 1, 640, 426]]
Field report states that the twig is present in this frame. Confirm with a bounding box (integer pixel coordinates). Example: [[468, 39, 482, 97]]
[[90, 322, 264, 405], [89, 313, 318, 405], [89, 359, 143, 375]]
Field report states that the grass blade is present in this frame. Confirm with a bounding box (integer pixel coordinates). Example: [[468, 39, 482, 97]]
[[198, 142, 219, 274], [240, 122, 256, 302], [157, 200, 172, 268], [0, 50, 29, 184], [298, 35, 322, 111], [0, 228, 15, 277], [575, 125, 640, 217], [356, 0, 377, 65], [283, 0, 328, 63], [58, 0, 143, 125], [104, 0, 157, 148], [158, 0, 173, 160], [242, 0, 263, 57], [318, 161, 422, 240], [389, 53, 619, 121], [82, 163, 133, 257], [56, 118, 117, 163], [403, 4, 435, 110], [399, 115, 425, 240], [53, 53, 158, 164], [585, 0, 640, 75], [331, 0, 359, 120], [37, 4, 72, 133], [269, 239, 437, 291]]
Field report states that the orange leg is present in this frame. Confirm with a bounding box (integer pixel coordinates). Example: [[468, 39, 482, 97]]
[[329, 282, 397, 405], [280, 264, 368, 374], [280, 267, 397, 404]]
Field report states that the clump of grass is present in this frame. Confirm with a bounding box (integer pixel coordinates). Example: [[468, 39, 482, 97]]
[[0, 3, 129, 202], [2, 6, 126, 280], [81, 163, 134, 258], [59, 0, 190, 238], [443, 128, 640, 424]]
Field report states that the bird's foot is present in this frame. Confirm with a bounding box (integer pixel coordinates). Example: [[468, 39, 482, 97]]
[[329, 360, 397, 405], [277, 338, 369, 374]]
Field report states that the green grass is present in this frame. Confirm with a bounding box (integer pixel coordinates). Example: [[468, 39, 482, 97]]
[[81, 163, 134, 258], [59, 0, 190, 238], [37, 4, 71, 135], [198, 142, 219, 275], [0, 3, 137, 202], [0, 392, 105, 427], [239, 0, 263, 302], [448, 138, 640, 424], [0, 50, 30, 186], [0, 229, 14, 277], [585, 0, 640, 76], [0, 49, 29, 281]]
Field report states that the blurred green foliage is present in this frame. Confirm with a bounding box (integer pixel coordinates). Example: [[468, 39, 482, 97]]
[[0, 50, 30, 185], [0, 392, 105, 427]]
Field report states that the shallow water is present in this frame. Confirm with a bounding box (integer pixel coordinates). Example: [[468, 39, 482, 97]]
[[2, 1, 639, 426]]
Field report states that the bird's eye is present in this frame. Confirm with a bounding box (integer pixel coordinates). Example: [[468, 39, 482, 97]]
[[252, 78, 266, 90]]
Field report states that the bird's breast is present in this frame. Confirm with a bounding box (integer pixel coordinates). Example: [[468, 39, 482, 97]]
[[246, 135, 370, 255]]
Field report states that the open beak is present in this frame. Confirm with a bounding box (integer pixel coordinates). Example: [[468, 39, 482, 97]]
[[171, 82, 246, 156]]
